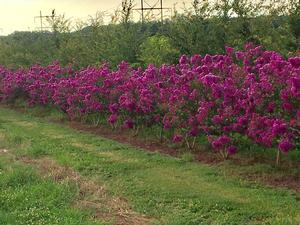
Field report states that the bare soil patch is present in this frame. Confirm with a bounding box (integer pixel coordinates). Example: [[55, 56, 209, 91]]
[[0, 149, 9, 154]]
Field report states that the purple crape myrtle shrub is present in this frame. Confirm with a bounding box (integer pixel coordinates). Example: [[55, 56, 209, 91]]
[[0, 44, 299, 158]]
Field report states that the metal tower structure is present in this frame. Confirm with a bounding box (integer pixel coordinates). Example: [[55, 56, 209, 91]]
[[34, 9, 57, 32], [133, 0, 171, 23]]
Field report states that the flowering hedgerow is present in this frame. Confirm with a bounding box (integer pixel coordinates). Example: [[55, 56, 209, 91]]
[[0, 44, 299, 158]]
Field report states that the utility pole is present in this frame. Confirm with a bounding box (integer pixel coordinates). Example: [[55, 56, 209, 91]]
[[39, 11, 43, 31], [34, 9, 57, 32], [133, 0, 171, 23], [141, 0, 144, 23], [160, 0, 163, 23]]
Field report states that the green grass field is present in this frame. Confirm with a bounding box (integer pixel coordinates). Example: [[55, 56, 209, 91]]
[[0, 107, 299, 225]]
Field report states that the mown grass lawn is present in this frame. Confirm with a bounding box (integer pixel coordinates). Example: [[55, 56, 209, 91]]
[[0, 152, 103, 225], [0, 107, 299, 225]]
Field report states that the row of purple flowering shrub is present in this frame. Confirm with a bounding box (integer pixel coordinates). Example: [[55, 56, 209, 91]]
[[0, 44, 299, 159]]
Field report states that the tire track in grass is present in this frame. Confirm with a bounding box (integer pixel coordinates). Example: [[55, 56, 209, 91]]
[[19, 156, 153, 225], [0, 149, 101, 225], [0, 147, 153, 225]]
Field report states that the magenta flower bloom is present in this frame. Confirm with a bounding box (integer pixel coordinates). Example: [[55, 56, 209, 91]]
[[172, 134, 183, 143], [272, 121, 287, 135], [109, 103, 119, 114], [235, 51, 245, 60], [190, 54, 202, 65], [282, 102, 293, 111], [267, 102, 275, 113], [179, 55, 188, 64], [124, 119, 134, 129], [225, 46, 234, 56], [227, 145, 237, 155], [212, 115, 223, 124], [297, 110, 300, 119], [278, 139, 294, 153], [201, 74, 220, 86], [212, 140, 222, 149], [189, 127, 199, 137], [218, 135, 231, 145], [288, 57, 300, 67], [108, 114, 118, 125]]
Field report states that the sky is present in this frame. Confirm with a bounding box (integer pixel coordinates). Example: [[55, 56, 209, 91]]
[[0, 0, 193, 35]]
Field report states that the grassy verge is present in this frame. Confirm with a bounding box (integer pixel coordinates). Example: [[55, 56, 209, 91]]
[[0, 106, 300, 225], [6, 102, 300, 190], [0, 152, 103, 225]]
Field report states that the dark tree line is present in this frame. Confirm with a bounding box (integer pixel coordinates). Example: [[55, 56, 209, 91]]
[[0, 0, 299, 69]]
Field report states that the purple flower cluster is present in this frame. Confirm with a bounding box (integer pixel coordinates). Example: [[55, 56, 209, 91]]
[[0, 44, 299, 155]]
